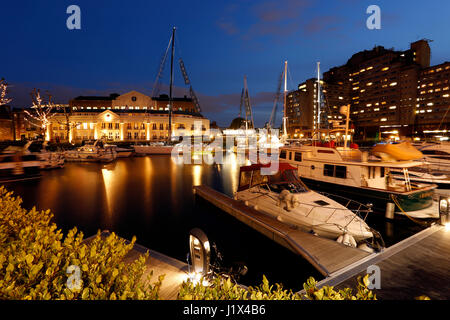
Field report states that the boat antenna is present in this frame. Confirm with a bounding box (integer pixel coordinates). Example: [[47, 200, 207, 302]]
[[282, 60, 288, 140], [316, 62, 321, 144], [168, 27, 176, 143]]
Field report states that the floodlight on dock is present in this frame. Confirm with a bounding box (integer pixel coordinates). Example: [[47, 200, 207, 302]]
[[189, 228, 211, 279], [439, 196, 449, 226]]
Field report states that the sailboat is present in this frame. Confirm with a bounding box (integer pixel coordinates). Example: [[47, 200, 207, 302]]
[[134, 27, 177, 155]]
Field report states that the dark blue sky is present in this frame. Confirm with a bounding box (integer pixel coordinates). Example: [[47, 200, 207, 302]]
[[2, 0, 450, 127]]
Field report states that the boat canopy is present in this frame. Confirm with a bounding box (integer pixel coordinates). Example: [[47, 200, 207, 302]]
[[237, 163, 303, 191], [371, 142, 423, 161]]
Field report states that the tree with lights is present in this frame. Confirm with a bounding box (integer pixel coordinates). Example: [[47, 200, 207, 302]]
[[55, 105, 80, 142], [0, 78, 12, 106], [24, 89, 56, 139]]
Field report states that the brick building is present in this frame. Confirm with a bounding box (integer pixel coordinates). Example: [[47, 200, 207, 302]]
[[286, 40, 450, 140]]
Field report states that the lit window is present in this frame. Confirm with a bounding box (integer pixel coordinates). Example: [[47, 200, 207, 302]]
[[390, 82, 398, 87], [382, 67, 389, 71], [381, 118, 387, 122], [389, 106, 397, 110]]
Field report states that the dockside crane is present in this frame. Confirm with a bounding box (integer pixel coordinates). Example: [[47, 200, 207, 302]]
[[243, 76, 254, 130], [268, 69, 284, 130], [179, 58, 202, 113]]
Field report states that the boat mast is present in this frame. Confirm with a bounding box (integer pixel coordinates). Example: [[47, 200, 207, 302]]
[[168, 27, 176, 143], [316, 62, 321, 142], [283, 60, 288, 140]]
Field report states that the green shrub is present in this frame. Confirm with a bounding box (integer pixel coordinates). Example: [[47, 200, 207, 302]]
[[0, 187, 163, 300], [178, 274, 377, 300]]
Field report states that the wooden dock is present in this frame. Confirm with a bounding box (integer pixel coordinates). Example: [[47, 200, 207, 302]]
[[193, 185, 373, 277], [310, 224, 450, 300], [84, 232, 189, 300]]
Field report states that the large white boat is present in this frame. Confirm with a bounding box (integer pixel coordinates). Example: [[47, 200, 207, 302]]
[[414, 142, 450, 172], [65, 140, 117, 162], [279, 144, 439, 219], [234, 163, 375, 245], [23, 141, 65, 169], [0, 149, 41, 182], [104, 144, 134, 158]]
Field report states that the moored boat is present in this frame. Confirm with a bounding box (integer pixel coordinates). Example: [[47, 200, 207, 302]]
[[133, 143, 174, 155], [234, 163, 375, 244], [0, 149, 41, 183], [65, 140, 117, 162], [279, 145, 438, 219], [23, 141, 65, 169]]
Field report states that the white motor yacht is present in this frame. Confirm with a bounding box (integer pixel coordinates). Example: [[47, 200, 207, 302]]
[[234, 163, 374, 244], [65, 140, 117, 162]]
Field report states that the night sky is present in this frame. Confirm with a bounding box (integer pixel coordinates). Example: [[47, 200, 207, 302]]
[[2, 0, 450, 127]]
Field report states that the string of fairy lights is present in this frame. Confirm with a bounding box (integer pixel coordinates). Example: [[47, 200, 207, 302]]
[[0, 79, 12, 106], [23, 89, 57, 131]]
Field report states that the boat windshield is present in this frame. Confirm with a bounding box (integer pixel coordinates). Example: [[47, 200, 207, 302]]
[[262, 182, 308, 194]]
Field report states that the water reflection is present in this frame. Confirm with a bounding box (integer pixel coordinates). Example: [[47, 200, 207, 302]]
[[3, 154, 424, 289]]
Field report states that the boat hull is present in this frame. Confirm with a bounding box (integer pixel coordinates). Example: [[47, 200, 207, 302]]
[[299, 177, 436, 217], [133, 145, 173, 155]]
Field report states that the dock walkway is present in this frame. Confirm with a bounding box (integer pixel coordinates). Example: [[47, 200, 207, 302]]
[[84, 232, 189, 300], [313, 225, 450, 300], [193, 185, 372, 277]]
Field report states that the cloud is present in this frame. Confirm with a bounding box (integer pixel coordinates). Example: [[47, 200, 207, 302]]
[[253, 0, 310, 23], [216, 18, 239, 35], [303, 15, 341, 35]]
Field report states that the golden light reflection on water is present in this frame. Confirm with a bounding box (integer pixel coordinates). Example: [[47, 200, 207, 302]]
[[101, 161, 128, 225], [101, 167, 114, 219], [192, 165, 202, 186], [220, 152, 250, 195]]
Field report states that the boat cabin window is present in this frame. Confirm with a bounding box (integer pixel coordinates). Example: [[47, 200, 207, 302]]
[[239, 171, 252, 190], [251, 170, 269, 187], [294, 152, 302, 162], [323, 165, 347, 179], [324, 165, 334, 177], [335, 166, 347, 179], [22, 155, 38, 161], [280, 150, 287, 159], [0, 156, 14, 163], [422, 150, 449, 156]]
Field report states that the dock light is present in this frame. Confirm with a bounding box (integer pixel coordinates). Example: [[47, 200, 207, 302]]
[[189, 228, 211, 278], [439, 197, 450, 226]]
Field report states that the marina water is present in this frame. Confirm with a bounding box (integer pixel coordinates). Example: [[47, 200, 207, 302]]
[[5, 154, 426, 291]]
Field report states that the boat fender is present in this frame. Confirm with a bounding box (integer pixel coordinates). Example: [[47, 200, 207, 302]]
[[277, 216, 284, 222], [349, 235, 357, 248], [342, 234, 357, 248], [254, 205, 259, 210], [244, 201, 249, 206], [336, 235, 344, 244], [358, 243, 375, 253]]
